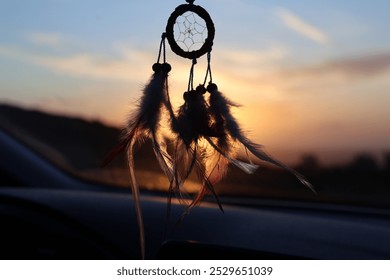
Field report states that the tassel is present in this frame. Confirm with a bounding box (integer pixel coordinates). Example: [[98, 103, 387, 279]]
[[170, 85, 224, 212], [207, 83, 315, 193]]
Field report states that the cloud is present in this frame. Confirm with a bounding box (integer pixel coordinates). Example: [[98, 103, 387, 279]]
[[277, 8, 329, 45], [35, 53, 144, 81], [26, 32, 66, 47], [281, 50, 390, 80], [218, 46, 288, 67], [234, 50, 389, 101], [310, 51, 390, 77], [1, 31, 162, 82], [208, 46, 289, 92], [203, 48, 390, 102], [0, 44, 154, 82]]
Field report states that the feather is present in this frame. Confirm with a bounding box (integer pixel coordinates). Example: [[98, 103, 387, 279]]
[[173, 88, 219, 146], [207, 83, 315, 193], [102, 62, 174, 259], [176, 147, 224, 223], [126, 136, 145, 259], [170, 86, 224, 213], [203, 83, 259, 174], [171, 88, 212, 188], [205, 136, 258, 174]]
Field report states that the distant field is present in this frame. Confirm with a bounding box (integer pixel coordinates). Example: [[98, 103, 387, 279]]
[[1, 103, 390, 208]]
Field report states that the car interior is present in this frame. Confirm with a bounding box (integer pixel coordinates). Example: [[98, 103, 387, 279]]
[[1, 127, 390, 260], [1, 0, 390, 261]]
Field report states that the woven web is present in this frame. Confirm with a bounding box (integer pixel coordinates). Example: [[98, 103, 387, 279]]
[[174, 11, 208, 52]]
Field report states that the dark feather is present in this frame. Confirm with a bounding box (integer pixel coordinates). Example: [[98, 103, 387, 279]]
[[207, 83, 315, 192], [102, 63, 174, 259], [169, 87, 224, 216]]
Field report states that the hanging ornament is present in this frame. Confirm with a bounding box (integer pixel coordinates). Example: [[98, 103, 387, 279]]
[[163, 0, 224, 232], [104, 0, 314, 259], [164, 0, 259, 217]]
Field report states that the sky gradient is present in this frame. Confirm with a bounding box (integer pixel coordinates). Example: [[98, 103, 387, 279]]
[[1, 0, 390, 165]]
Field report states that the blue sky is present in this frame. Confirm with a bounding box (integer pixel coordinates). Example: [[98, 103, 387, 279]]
[[1, 0, 390, 164]]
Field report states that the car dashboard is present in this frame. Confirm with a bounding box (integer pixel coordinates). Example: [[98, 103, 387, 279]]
[[1, 129, 390, 260]]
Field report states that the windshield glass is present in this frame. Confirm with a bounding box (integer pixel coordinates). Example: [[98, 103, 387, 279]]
[[1, 0, 389, 207]]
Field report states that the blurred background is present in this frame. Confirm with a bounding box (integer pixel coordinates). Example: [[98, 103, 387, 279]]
[[1, 0, 389, 206]]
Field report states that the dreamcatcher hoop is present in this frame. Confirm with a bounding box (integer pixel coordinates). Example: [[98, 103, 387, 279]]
[[165, 1, 215, 59]]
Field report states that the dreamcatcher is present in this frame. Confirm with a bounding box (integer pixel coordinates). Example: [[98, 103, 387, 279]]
[[104, 0, 314, 259]]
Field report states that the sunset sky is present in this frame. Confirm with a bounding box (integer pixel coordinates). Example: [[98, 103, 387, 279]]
[[1, 0, 390, 165]]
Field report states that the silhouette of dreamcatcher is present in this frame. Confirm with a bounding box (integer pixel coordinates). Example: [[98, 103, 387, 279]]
[[104, 0, 314, 259]]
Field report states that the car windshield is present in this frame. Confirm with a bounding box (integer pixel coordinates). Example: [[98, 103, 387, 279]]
[[1, 0, 389, 208]]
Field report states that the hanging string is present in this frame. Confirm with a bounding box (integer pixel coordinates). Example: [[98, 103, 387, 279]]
[[163, 34, 167, 63], [157, 33, 167, 64], [203, 51, 213, 86], [187, 58, 197, 92]]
